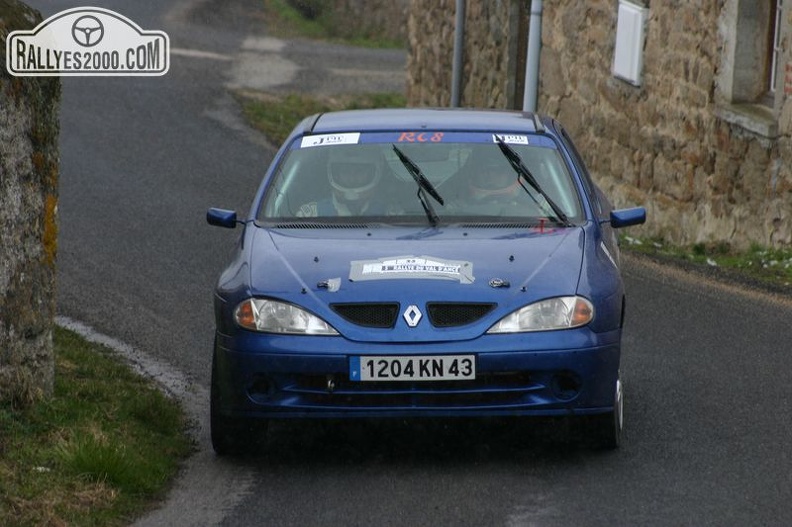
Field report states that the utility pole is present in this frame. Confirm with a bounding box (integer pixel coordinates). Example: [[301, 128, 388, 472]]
[[523, 0, 543, 112], [451, 0, 466, 107]]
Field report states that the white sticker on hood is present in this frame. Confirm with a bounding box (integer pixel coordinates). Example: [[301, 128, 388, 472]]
[[350, 256, 474, 284]]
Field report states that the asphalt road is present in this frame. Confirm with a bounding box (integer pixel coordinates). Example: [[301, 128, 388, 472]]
[[28, 0, 792, 525]]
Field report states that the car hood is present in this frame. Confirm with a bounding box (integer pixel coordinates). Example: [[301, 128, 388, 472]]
[[248, 225, 585, 342]]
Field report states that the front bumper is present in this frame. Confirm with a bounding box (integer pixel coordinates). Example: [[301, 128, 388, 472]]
[[212, 329, 621, 419]]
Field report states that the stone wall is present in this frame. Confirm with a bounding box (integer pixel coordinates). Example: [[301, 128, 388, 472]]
[[541, 0, 792, 248], [0, 0, 61, 405], [407, 0, 524, 108], [406, 0, 792, 249]]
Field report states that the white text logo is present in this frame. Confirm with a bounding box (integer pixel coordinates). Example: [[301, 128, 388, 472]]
[[6, 7, 169, 76]]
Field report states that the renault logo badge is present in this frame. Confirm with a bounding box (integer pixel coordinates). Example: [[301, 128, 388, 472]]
[[403, 305, 422, 327]]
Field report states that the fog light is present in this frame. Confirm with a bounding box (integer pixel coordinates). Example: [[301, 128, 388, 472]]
[[551, 372, 581, 401], [248, 375, 272, 399]]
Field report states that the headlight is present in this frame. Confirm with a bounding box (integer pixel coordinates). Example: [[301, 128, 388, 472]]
[[235, 299, 339, 335], [486, 296, 594, 333]]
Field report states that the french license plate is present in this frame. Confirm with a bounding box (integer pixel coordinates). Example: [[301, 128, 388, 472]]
[[349, 355, 476, 382]]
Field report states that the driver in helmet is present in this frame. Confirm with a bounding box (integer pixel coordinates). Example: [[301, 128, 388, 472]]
[[298, 147, 385, 217]]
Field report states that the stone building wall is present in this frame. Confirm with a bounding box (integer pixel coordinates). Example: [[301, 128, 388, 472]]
[[406, 0, 792, 249], [407, 0, 523, 109], [0, 1, 61, 404], [541, 0, 792, 248]]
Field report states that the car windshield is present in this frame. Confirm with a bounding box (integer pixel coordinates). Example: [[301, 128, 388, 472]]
[[258, 131, 584, 224]]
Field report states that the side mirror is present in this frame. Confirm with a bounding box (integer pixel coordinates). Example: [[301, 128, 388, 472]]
[[206, 208, 238, 229], [609, 207, 646, 229]]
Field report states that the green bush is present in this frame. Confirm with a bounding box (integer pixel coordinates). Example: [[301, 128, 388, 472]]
[[286, 0, 325, 20]]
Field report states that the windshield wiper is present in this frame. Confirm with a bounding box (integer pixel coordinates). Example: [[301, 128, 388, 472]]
[[392, 145, 445, 226], [494, 136, 572, 226]]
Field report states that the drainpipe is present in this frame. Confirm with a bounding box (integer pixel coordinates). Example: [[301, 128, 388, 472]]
[[451, 0, 466, 107], [522, 0, 543, 112]]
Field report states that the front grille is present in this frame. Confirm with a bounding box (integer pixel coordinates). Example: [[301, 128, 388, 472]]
[[283, 371, 539, 408], [427, 303, 496, 327], [331, 303, 399, 328], [331, 302, 495, 328]]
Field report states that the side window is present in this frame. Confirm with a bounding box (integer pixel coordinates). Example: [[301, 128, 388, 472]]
[[558, 127, 603, 217]]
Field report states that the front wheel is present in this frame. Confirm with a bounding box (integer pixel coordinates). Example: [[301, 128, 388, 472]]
[[588, 378, 623, 449], [210, 352, 268, 456]]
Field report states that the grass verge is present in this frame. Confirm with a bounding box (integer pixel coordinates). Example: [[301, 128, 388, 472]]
[[234, 90, 406, 146], [623, 235, 792, 293], [262, 0, 404, 48], [0, 326, 193, 527]]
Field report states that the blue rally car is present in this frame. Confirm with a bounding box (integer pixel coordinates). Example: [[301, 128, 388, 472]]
[[207, 108, 646, 454]]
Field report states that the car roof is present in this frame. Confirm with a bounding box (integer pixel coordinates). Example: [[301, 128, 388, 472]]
[[307, 108, 549, 135]]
